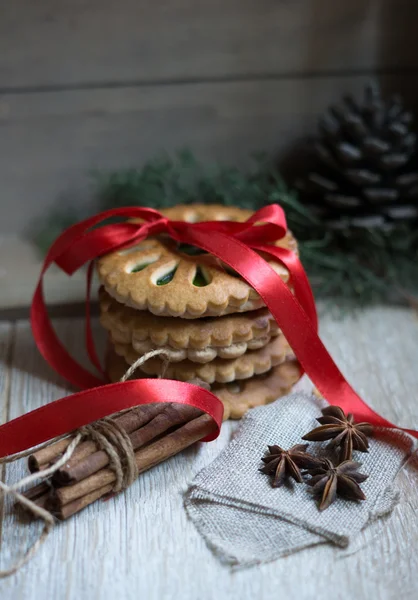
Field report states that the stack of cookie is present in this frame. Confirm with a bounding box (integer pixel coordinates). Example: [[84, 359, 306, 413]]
[[98, 204, 302, 420]]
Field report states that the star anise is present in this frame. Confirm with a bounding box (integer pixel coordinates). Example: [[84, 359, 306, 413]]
[[305, 458, 368, 511], [302, 406, 373, 462], [260, 444, 320, 487]]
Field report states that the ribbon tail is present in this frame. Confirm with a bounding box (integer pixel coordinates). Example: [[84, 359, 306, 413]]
[[251, 243, 318, 332], [31, 278, 103, 390], [174, 227, 418, 439]]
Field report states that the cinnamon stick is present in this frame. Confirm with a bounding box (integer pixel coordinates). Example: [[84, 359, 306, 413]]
[[28, 403, 167, 473], [22, 482, 50, 501], [28, 438, 72, 472], [53, 403, 202, 485], [50, 484, 114, 520], [53, 413, 215, 511], [26, 492, 50, 511], [16, 482, 51, 515]]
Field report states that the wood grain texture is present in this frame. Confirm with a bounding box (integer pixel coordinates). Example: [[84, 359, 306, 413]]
[[0, 310, 417, 599], [0, 0, 416, 90], [0, 323, 13, 557], [1, 0, 418, 236], [2, 73, 418, 234]]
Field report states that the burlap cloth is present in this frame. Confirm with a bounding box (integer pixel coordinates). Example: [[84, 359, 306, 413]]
[[184, 393, 413, 567]]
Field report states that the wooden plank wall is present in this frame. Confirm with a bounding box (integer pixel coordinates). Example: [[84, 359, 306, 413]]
[[0, 0, 417, 234]]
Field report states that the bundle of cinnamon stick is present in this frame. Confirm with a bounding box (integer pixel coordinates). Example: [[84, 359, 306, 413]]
[[22, 402, 216, 520]]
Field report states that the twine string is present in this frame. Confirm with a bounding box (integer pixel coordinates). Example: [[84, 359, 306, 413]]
[[0, 435, 81, 578], [79, 418, 138, 492], [0, 348, 170, 578]]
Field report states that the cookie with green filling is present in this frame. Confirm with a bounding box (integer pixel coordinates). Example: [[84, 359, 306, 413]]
[[97, 204, 297, 318]]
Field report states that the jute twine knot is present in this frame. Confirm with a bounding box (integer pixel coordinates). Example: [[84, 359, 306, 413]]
[[0, 348, 170, 577], [79, 418, 138, 493]]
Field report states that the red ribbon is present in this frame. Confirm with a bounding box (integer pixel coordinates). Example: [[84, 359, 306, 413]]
[[0, 204, 416, 459]]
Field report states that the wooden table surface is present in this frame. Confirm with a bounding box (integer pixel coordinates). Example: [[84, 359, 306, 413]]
[[0, 308, 418, 600]]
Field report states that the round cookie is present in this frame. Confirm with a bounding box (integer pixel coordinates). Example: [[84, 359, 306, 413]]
[[97, 204, 297, 318], [124, 336, 273, 364], [105, 348, 301, 421], [112, 334, 293, 384], [99, 288, 280, 363], [212, 361, 301, 419]]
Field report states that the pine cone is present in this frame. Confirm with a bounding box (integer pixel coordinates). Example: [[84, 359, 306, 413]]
[[299, 82, 418, 229]]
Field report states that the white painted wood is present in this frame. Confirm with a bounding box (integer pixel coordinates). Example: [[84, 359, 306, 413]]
[[1, 73, 418, 234], [0, 310, 417, 599], [0, 0, 417, 236], [0, 0, 415, 90]]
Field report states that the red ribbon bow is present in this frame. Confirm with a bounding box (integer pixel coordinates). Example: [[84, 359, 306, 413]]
[[0, 204, 416, 458]]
